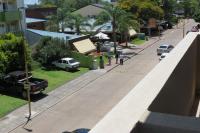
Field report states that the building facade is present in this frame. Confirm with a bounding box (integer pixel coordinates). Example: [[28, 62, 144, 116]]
[[0, 0, 26, 34]]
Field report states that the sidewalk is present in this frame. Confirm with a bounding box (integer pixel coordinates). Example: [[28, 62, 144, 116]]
[[0, 34, 159, 133]]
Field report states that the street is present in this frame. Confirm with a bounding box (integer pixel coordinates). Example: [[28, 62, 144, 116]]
[[10, 19, 197, 133]]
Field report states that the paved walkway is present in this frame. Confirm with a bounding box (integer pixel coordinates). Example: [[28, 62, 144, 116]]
[[0, 20, 191, 133]]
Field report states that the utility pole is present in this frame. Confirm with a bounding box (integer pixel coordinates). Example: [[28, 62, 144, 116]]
[[183, 19, 185, 38], [18, 7, 31, 120]]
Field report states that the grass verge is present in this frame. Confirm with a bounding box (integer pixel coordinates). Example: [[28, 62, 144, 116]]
[[131, 38, 146, 45], [32, 67, 89, 93], [0, 95, 26, 118]]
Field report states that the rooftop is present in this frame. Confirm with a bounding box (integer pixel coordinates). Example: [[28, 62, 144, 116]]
[[26, 18, 47, 23], [27, 29, 84, 41]]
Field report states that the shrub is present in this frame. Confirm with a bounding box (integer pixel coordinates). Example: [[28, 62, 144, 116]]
[[0, 33, 31, 75], [70, 52, 94, 68], [33, 37, 70, 66]]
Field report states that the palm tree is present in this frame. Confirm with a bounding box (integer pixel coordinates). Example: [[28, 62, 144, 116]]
[[118, 12, 139, 47], [66, 13, 89, 35], [95, 3, 138, 53], [46, 7, 72, 32], [46, 14, 59, 32]]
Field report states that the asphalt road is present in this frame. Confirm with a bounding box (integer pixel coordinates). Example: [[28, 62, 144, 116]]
[[11, 19, 197, 133]]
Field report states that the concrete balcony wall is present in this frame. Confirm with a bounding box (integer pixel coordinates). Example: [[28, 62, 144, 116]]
[[136, 111, 200, 133], [89, 32, 200, 133], [148, 35, 198, 115]]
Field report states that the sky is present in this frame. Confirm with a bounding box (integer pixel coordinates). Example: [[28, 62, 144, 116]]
[[25, 0, 39, 5]]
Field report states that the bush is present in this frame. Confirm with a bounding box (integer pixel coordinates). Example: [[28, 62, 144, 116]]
[[0, 33, 31, 75], [33, 37, 70, 66], [70, 52, 94, 68]]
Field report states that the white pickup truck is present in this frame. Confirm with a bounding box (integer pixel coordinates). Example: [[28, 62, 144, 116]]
[[52, 58, 80, 71]]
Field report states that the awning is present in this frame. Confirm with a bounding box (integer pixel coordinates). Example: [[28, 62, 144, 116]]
[[73, 38, 96, 54], [129, 29, 137, 37]]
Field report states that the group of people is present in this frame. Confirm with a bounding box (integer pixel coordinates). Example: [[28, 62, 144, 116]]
[[107, 51, 124, 66], [99, 51, 125, 69]]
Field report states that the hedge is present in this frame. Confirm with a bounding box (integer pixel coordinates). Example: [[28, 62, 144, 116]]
[[70, 52, 94, 68]]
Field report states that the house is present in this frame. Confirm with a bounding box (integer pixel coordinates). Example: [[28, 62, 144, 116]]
[[26, 29, 96, 54], [26, 7, 57, 19], [26, 17, 46, 30], [73, 4, 105, 18], [0, 0, 26, 34]]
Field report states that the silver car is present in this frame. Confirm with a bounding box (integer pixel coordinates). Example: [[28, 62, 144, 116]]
[[157, 44, 174, 55], [52, 58, 80, 71]]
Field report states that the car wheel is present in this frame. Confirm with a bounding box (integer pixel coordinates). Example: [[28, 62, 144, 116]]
[[22, 91, 28, 99]]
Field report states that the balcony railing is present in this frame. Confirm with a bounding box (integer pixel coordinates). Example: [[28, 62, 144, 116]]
[[0, 10, 20, 22]]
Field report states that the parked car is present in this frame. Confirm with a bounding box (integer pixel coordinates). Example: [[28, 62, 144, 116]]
[[159, 53, 169, 61], [52, 58, 80, 71], [191, 26, 199, 32], [0, 71, 48, 98], [157, 44, 174, 55]]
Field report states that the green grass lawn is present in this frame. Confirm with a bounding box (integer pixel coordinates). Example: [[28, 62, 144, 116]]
[[0, 67, 89, 118], [32, 67, 89, 93], [0, 95, 26, 118], [131, 38, 146, 45]]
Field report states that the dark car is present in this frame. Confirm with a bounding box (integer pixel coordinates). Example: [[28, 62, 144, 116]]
[[0, 71, 48, 98]]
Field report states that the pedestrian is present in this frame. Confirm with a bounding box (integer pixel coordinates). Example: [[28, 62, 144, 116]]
[[96, 42, 101, 53], [108, 55, 111, 66], [99, 55, 104, 69], [119, 54, 124, 65], [115, 52, 119, 64]]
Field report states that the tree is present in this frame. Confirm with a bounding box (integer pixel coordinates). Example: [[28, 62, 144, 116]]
[[33, 37, 70, 65], [95, 3, 129, 53], [46, 7, 72, 32], [160, 0, 177, 20], [0, 33, 31, 75], [118, 0, 164, 21], [67, 13, 89, 35], [118, 12, 139, 47], [194, 9, 200, 22]]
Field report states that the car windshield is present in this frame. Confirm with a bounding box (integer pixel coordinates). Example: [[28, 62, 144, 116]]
[[69, 59, 76, 64], [159, 46, 168, 48]]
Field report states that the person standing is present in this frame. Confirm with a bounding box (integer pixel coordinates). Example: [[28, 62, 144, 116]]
[[108, 55, 111, 65], [99, 55, 104, 69], [119, 54, 124, 65], [115, 52, 119, 64]]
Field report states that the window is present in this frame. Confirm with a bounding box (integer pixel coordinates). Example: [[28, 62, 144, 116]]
[[2, 2, 7, 11], [69, 59, 76, 64], [63, 60, 68, 64]]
